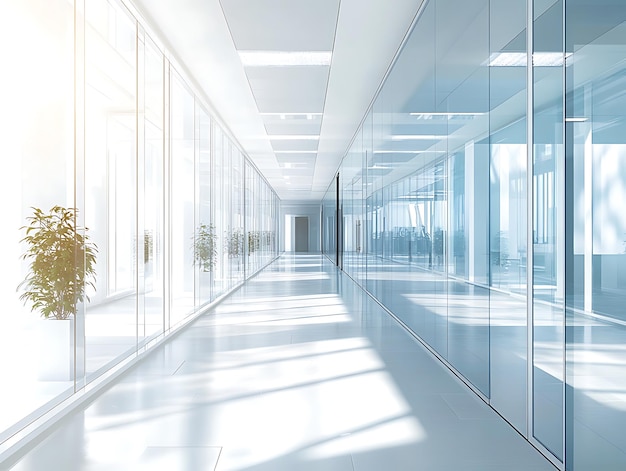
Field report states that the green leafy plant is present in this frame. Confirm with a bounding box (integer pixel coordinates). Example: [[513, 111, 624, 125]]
[[193, 223, 218, 271], [226, 228, 244, 258], [247, 230, 260, 255], [18, 206, 98, 320], [144, 230, 154, 264]]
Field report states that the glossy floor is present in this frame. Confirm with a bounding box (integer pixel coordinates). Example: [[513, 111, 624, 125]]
[[6, 254, 556, 470]]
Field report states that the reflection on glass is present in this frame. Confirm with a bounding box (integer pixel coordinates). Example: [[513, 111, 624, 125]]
[[565, 1, 626, 468], [533, 0, 564, 460], [0, 0, 280, 451]]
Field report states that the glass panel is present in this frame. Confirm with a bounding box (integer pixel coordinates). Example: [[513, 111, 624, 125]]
[[85, 0, 137, 379], [488, 0, 528, 432], [532, 0, 564, 460], [0, 0, 75, 438], [231, 148, 245, 285], [170, 73, 195, 325], [197, 106, 211, 305], [142, 37, 164, 341], [565, 1, 626, 468], [213, 125, 225, 295]]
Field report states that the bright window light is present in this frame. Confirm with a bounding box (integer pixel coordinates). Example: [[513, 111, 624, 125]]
[[239, 51, 332, 67]]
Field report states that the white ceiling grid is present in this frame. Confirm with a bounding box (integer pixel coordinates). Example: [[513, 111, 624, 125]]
[[132, 0, 426, 201]]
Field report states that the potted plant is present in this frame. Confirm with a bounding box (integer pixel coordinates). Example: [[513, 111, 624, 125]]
[[225, 228, 244, 271], [18, 206, 98, 320], [193, 223, 218, 272], [225, 228, 243, 259], [18, 206, 97, 380], [247, 230, 260, 255]]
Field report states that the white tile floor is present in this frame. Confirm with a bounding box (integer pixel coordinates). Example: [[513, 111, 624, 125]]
[[5, 254, 557, 470]]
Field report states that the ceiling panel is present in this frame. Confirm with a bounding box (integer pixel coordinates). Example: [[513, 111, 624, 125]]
[[262, 114, 322, 135], [220, 0, 340, 51], [246, 66, 330, 114], [271, 139, 319, 152], [134, 0, 426, 201], [276, 154, 317, 167]]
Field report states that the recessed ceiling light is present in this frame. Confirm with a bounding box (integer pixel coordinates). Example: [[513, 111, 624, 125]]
[[261, 113, 322, 120], [239, 51, 332, 67], [281, 162, 311, 169]]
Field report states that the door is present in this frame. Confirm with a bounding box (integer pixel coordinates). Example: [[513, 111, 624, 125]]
[[294, 217, 309, 252]]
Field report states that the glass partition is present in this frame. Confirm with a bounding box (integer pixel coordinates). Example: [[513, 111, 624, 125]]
[[142, 36, 165, 343], [532, 0, 564, 459], [321, 0, 626, 467], [84, 0, 138, 377], [565, 1, 626, 469], [0, 0, 75, 440], [0, 0, 279, 451], [488, 0, 528, 434], [170, 73, 195, 325]]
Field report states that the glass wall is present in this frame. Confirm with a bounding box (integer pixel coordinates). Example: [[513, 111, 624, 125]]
[[565, 1, 626, 469], [323, 0, 626, 468], [0, 0, 279, 453]]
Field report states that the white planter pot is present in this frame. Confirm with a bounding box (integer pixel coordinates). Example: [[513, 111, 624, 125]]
[[35, 317, 75, 381]]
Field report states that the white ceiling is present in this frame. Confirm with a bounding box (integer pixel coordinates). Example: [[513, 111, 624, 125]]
[[132, 0, 426, 202]]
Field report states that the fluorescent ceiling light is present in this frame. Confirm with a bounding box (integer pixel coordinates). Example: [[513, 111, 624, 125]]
[[239, 51, 332, 67], [368, 165, 392, 170], [269, 135, 319, 140], [391, 135, 445, 140], [565, 117, 588, 122], [280, 162, 311, 169], [488, 52, 571, 67], [261, 113, 322, 120]]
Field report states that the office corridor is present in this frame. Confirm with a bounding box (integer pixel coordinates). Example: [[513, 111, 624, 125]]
[[6, 255, 556, 470]]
